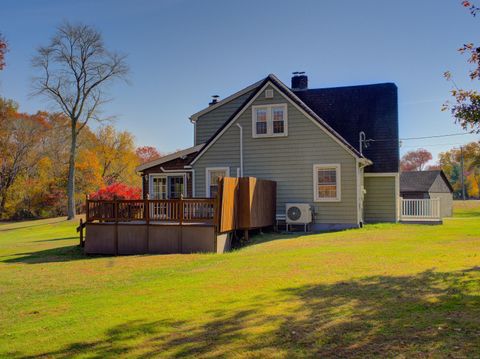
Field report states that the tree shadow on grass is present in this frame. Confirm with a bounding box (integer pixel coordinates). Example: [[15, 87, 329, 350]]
[[0, 218, 69, 232], [1, 244, 96, 264], [33, 236, 78, 243], [12, 267, 480, 358]]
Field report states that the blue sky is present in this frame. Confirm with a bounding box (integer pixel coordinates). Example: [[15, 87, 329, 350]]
[[1, 0, 479, 162]]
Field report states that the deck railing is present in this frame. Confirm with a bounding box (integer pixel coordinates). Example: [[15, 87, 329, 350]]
[[86, 198, 216, 224], [400, 198, 441, 221]]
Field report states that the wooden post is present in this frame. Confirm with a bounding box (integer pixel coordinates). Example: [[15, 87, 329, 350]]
[[214, 177, 223, 233], [79, 218, 84, 247], [179, 196, 183, 253], [145, 196, 149, 254], [179, 196, 183, 225], [86, 195, 90, 222], [114, 196, 118, 256]]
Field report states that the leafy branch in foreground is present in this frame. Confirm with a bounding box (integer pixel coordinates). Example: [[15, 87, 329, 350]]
[[443, 2, 480, 133]]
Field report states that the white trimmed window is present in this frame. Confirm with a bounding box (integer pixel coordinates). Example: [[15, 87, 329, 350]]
[[313, 164, 341, 202], [206, 167, 229, 198], [252, 104, 288, 137]]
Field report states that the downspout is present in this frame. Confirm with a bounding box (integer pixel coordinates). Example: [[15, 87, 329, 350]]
[[192, 169, 196, 197], [236, 123, 244, 177], [357, 159, 370, 227]]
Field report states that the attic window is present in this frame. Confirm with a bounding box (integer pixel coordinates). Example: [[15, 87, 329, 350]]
[[265, 89, 274, 98], [252, 104, 288, 138]]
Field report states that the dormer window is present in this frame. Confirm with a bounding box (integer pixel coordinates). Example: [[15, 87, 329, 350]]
[[252, 104, 288, 138]]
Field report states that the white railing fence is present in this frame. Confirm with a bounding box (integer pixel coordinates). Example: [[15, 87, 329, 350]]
[[400, 198, 441, 221]]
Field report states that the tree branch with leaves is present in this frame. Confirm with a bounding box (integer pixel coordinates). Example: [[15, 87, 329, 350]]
[[443, 1, 480, 132]]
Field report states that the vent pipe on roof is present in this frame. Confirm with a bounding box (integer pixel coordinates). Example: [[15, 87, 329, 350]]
[[291, 71, 308, 91], [209, 95, 220, 106]]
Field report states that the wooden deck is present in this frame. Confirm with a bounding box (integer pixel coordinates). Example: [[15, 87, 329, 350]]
[[81, 177, 277, 255]]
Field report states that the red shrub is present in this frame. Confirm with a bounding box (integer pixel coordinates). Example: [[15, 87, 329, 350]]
[[90, 183, 141, 200]]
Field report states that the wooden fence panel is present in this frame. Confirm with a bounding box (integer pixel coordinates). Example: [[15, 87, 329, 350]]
[[218, 177, 239, 233], [248, 178, 276, 229], [217, 177, 276, 233], [237, 178, 251, 229]]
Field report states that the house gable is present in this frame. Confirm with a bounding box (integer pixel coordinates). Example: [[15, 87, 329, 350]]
[[429, 171, 454, 193], [192, 83, 360, 225], [190, 75, 365, 166]]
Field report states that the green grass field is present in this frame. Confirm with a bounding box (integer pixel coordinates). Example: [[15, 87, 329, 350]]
[[1, 202, 479, 358]]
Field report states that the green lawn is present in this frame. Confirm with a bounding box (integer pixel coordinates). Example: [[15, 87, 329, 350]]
[[1, 202, 480, 358]]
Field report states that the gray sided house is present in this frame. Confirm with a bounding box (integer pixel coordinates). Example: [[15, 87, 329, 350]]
[[400, 170, 454, 218], [137, 73, 400, 231]]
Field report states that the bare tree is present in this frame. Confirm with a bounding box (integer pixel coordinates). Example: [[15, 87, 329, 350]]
[[32, 22, 128, 219]]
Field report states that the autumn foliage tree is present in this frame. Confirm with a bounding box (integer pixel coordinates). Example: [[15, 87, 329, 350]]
[[89, 183, 141, 200], [136, 146, 161, 164], [0, 95, 146, 219], [439, 141, 480, 198], [0, 99, 49, 216], [400, 148, 433, 172], [94, 125, 139, 185]]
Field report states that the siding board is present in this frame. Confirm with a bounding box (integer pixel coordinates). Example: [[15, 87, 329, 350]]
[[195, 90, 255, 145], [364, 176, 397, 222]]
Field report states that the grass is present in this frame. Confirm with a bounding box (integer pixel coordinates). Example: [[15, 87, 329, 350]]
[[0, 202, 479, 358]]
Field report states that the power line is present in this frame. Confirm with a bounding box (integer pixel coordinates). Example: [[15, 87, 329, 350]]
[[400, 133, 475, 141], [371, 132, 476, 142], [401, 142, 466, 149]]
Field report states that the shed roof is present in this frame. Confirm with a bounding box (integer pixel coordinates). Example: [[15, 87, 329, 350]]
[[400, 170, 453, 193]]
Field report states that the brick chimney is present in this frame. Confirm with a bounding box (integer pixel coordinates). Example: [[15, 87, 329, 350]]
[[291, 72, 308, 91]]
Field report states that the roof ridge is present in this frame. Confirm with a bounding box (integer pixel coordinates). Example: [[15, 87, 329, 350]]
[[296, 82, 397, 92]]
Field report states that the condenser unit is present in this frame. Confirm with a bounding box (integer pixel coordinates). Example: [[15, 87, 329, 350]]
[[286, 203, 312, 232]]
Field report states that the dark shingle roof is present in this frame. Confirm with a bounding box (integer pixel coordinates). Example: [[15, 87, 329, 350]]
[[294, 83, 399, 173], [400, 170, 453, 193]]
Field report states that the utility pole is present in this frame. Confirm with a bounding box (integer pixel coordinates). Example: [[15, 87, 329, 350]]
[[460, 146, 466, 201]]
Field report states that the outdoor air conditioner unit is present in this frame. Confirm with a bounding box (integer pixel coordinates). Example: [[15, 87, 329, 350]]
[[286, 203, 312, 225]]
